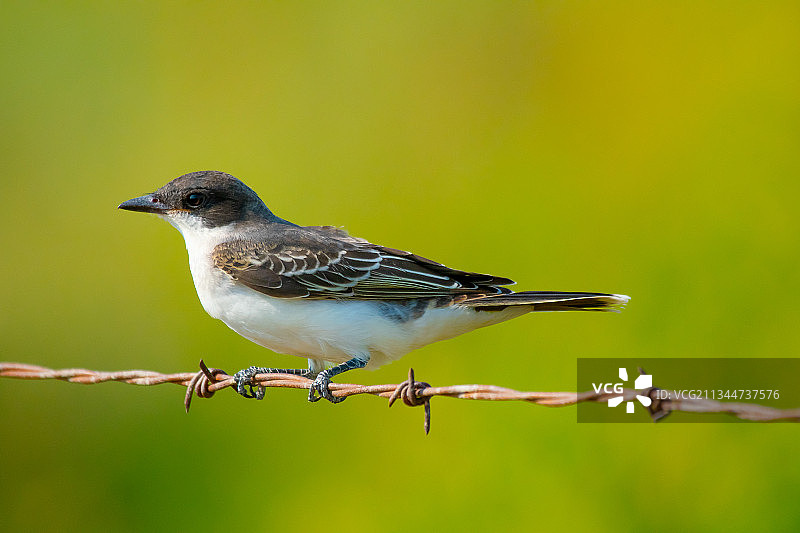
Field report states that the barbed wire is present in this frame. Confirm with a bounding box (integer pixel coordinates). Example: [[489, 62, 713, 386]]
[[1, 361, 798, 433]]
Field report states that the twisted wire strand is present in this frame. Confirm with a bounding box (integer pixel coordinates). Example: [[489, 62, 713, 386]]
[[2, 362, 798, 434]]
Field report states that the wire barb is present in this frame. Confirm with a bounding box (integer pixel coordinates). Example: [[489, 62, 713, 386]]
[[184, 360, 230, 412], [387, 368, 432, 434], [2, 362, 799, 433]]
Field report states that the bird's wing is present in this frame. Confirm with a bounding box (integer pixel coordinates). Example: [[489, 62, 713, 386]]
[[211, 225, 514, 300]]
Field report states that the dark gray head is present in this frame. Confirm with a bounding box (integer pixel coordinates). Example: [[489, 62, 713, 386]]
[[119, 171, 290, 228]]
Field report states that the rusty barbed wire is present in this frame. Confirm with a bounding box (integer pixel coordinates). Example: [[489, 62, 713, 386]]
[[1, 361, 798, 433]]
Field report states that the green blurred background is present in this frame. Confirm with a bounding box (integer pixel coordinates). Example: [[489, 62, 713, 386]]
[[1, 2, 798, 531]]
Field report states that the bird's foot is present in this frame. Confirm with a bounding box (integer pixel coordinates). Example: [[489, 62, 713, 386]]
[[233, 366, 267, 399], [233, 366, 312, 400], [308, 372, 344, 403], [306, 357, 367, 404]]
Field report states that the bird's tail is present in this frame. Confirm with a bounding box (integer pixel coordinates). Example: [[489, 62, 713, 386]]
[[462, 291, 630, 312]]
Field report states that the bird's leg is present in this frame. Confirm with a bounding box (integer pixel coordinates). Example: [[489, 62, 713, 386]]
[[233, 366, 314, 400], [308, 357, 367, 404]]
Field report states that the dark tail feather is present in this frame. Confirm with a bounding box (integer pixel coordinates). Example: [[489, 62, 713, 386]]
[[463, 291, 630, 312]]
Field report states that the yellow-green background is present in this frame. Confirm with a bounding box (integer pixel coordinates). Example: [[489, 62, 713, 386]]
[[1, 2, 798, 531]]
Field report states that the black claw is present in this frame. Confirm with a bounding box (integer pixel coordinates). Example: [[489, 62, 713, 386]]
[[308, 374, 345, 404], [308, 389, 322, 402], [233, 366, 266, 400]]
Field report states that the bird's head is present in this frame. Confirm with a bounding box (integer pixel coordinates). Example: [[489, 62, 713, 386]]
[[118, 171, 277, 232]]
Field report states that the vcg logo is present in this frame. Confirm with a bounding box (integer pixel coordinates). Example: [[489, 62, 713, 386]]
[[592, 368, 653, 413]]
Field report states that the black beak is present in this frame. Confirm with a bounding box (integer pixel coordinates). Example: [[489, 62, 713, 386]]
[[118, 193, 169, 214]]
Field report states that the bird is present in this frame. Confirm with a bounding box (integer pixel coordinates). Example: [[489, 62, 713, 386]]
[[119, 171, 629, 403]]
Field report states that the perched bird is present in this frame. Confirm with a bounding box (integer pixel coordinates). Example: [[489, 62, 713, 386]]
[[119, 171, 629, 403]]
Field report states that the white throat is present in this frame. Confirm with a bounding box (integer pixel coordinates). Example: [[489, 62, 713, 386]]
[[160, 211, 240, 317]]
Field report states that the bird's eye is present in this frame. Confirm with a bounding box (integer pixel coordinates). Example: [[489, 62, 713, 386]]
[[185, 192, 207, 208]]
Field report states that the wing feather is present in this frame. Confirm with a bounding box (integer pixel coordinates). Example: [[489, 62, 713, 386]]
[[212, 225, 514, 300]]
